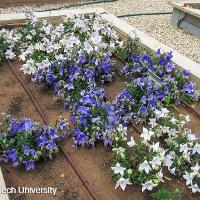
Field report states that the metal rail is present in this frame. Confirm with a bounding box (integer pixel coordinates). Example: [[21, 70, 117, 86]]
[[8, 61, 99, 200], [182, 100, 200, 120], [131, 123, 142, 134]]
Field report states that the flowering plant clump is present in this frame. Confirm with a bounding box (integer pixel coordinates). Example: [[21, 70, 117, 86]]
[[18, 13, 122, 84], [0, 114, 69, 171], [183, 165, 200, 193], [148, 109, 200, 193], [121, 47, 199, 104], [70, 89, 123, 147], [8, 13, 124, 112], [114, 77, 163, 125], [0, 29, 20, 64], [114, 72, 199, 125], [112, 127, 165, 192], [33, 60, 96, 108], [112, 107, 200, 193]]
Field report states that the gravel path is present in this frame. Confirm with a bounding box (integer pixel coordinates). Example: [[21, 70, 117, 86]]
[[0, 0, 200, 64]]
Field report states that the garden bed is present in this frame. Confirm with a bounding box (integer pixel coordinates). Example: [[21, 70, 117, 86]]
[[1, 57, 199, 200], [0, 8, 200, 200]]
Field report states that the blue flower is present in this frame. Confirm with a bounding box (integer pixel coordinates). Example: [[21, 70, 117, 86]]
[[6, 149, 18, 162], [47, 128, 59, 140], [79, 56, 87, 64], [70, 114, 75, 123], [99, 59, 112, 74], [136, 77, 145, 88], [24, 119, 34, 131], [23, 145, 35, 156], [57, 119, 68, 130], [140, 96, 147, 104], [85, 69, 95, 80], [36, 134, 49, 147], [165, 63, 175, 73], [166, 51, 173, 60], [131, 53, 140, 62], [182, 81, 196, 96], [140, 106, 147, 114], [46, 71, 56, 85], [69, 64, 79, 74], [182, 69, 190, 77], [67, 83, 74, 90], [23, 160, 35, 171], [46, 141, 57, 150], [73, 128, 89, 145], [149, 100, 157, 109], [10, 118, 34, 134], [91, 117, 101, 123], [13, 161, 19, 168], [133, 64, 142, 73], [156, 48, 161, 55], [104, 138, 113, 146]]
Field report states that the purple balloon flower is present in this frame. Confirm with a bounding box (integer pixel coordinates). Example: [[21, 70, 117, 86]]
[[23, 160, 35, 171], [79, 56, 87, 64], [182, 69, 190, 77], [6, 149, 18, 162]]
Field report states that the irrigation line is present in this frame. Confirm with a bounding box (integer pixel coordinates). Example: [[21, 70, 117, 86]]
[[113, 53, 126, 64], [36, 0, 118, 12], [8, 61, 48, 124], [117, 12, 172, 18], [182, 100, 200, 120], [8, 61, 99, 200], [131, 123, 142, 134]]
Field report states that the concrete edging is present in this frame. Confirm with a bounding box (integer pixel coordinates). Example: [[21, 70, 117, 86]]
[[0, 8, 105, 26], [99, 9, 200, 83], [0, 168, 9, 200]]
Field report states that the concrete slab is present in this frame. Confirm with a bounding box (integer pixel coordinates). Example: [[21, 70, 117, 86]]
[[170, 2, 200, 37]]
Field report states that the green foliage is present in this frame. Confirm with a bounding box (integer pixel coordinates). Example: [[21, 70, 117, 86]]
[[151, 188, 181, 200], [0, 34, 9, 64]]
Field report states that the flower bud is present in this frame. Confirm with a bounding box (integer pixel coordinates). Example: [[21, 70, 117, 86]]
[[153, 179, 159, 184], [127, 168, 133, 175]]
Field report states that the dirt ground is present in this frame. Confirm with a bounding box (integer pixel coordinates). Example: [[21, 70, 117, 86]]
[[0, 59, 200, 200]]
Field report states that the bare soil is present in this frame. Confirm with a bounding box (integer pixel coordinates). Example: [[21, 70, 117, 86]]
[[0, 59, 199, 200], [0, 62, 91, 200]]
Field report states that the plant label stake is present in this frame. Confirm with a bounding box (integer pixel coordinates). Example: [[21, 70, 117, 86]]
[[147, 69, 162, 87]]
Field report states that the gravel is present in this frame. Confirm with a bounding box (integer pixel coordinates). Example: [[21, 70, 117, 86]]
[[0, 0, 200, 64]]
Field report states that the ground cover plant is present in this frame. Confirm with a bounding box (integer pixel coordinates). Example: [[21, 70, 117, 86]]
[[0, 12, 199, 198], [111, 108, 200, 193], [119, 39, 199, 105], [0, 114, 69, 170], [151, 187, 181, 200], [0, 29, 20, 64], [71, 89, 122, 147]]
